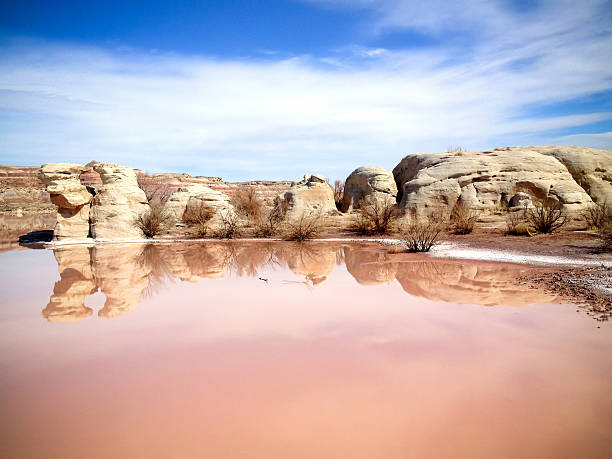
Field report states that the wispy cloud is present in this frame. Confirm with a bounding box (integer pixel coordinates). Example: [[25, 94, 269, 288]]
[[0, 0, 611, 180]]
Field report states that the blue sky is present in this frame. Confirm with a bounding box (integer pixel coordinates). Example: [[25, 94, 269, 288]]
[[1, 0, 611, 180]]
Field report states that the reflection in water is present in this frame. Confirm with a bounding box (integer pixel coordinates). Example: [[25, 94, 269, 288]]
[[44, 242, 560, 322]]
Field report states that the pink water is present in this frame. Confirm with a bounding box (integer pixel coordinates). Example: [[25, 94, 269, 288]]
[[0, 242, 610, 458]]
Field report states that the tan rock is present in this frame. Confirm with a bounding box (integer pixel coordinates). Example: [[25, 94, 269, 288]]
[[164, 183, 232, 224], [90, 163, 149, 239], [274, 174, 336, 219], [341, 166, 397, 212], [392, 147, 596, 218], [39, 163, 93, 239]]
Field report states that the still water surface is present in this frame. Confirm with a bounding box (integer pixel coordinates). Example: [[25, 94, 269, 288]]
[[0, 242, 610, 458]]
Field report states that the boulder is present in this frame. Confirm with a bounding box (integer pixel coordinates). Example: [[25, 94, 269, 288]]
[[274, 174, 336, 219], [392, 147, 598, 217], [90, 163, 149, 239], [341, 166, 398, 212], [164, 183, 232, 223], [39, 163, 93, 240]]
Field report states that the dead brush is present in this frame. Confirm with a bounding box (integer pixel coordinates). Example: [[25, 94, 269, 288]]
[[505, 209, 531, 236], [215, 209, 242, 239], [182, 201, 214, 237], [230, 186, 263, 221], [253, 206, 284, 238], [135, 202, 174, 238], [584, 201, 610, 229], [284, 210, 324, 241], [449, 201, 477, 234], [401, 213, 445, 252], [526, 199, 567, 234], [333, 180, 344, 210], [597, 213, 612, 250], [352, 196, 398, 235]]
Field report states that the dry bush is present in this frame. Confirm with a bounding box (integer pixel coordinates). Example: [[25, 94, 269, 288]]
[[215, 209, 242, 239], [447, 145, 465, 155], [505, 209, 531, 236], [526, 200, 567, 234], [449, 201, 477, 234], [584, 201, 610, 229], [598, 217, 612, 250], [333, 180, 344, 210], [284, 210, 324, 241], [182, 201, 214, 237], [253, 207, 284, 238], [352, 196, 398, 235], [137, 175, 172, 205], [135, 203, 173, 238], [401, 214, 445, 252], [231, 186, 263, 221]]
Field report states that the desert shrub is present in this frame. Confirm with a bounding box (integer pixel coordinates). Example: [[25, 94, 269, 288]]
[[253, 206, 284, 238], [401, 214, 445, 252], [137, 175, 173, 205], [216, 209, 242, 239], [598, 217, 612, 249], [447, 145, 465, 155], [526, 200, 567, 234], [584, 201, 610, 229], [352, 196, 398, 235], [135, 203, 173, 238], [231, 186, 263, 221], [505, 209, 531, 236], [182, 201, 214, 237], [284, 210, 323, 241], [333, 180, 344, 210], [449, 201, 477, 234]]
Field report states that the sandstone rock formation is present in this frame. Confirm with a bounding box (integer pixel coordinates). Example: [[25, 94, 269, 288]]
[[164, 183, 233, 226], [90, 163, 150, 239], [341, 166, 397, 212], [274, 174, 336, 219], [392, 147, 603, 217], [39, 163, 93, 239]]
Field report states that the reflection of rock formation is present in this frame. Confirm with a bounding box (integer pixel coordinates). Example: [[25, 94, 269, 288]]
[[394, 260, 560, 306], [43, 246, 96, 322], [92, 245, 152, 318], [344, 246, 398, 285], [43, 242, 562, 322]]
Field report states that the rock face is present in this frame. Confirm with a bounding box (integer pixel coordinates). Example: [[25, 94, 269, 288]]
[[274, 174, 336, 219], [39, 163, 93, 240], [90, 163, 149, 239], [341, 166, 398, 212], [165, 183, 233, 226], [392, 147, 604, 217]]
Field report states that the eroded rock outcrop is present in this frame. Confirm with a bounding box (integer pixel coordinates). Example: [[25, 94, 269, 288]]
[[39, 163, 93, 239], [392, 147, 602, 217], [90, 163, 149, 239], [341, 166, 397, 212], [164, 183, 233, 224], [274, 174, 336, 219]]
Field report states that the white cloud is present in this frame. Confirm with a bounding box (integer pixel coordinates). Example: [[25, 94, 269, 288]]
[[554, 131, 612, 150], [0, 0, 611, 181]]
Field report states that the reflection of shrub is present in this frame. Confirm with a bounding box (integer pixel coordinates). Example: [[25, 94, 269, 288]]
[[135, 203, 173, 238], [216, 209, 242, 239], [449, 201, 476, 234], [401, 214, 445, 252], [505, 209, 531, 236], [285, 210, 323, 241], [182, 201, 214, 237], [526, 200, 567, 234], [231, 186, 263, 221], [584, 201, 610, 229], [352, 196, 398, 235], [333, 180, 344, 210]]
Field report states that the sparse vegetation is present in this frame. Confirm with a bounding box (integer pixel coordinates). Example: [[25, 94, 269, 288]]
[[584, 201, 610, 229], [182, 201, 214, 237], [333, 180, 344, 210], [596, 211, 612, 250], [216, 209, 242, 239], [449, 201, 477, 234], [526, 199, 567, 234], [505, 209, 531, 236], [135, 202, 173, 238], [284, 210, 323, 241], [401, 213, 445, 252], [231, 186, 263, 221], [352, 196, 398, 235], [447, 145, 465, 155], [253, 206, 284, 237]]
